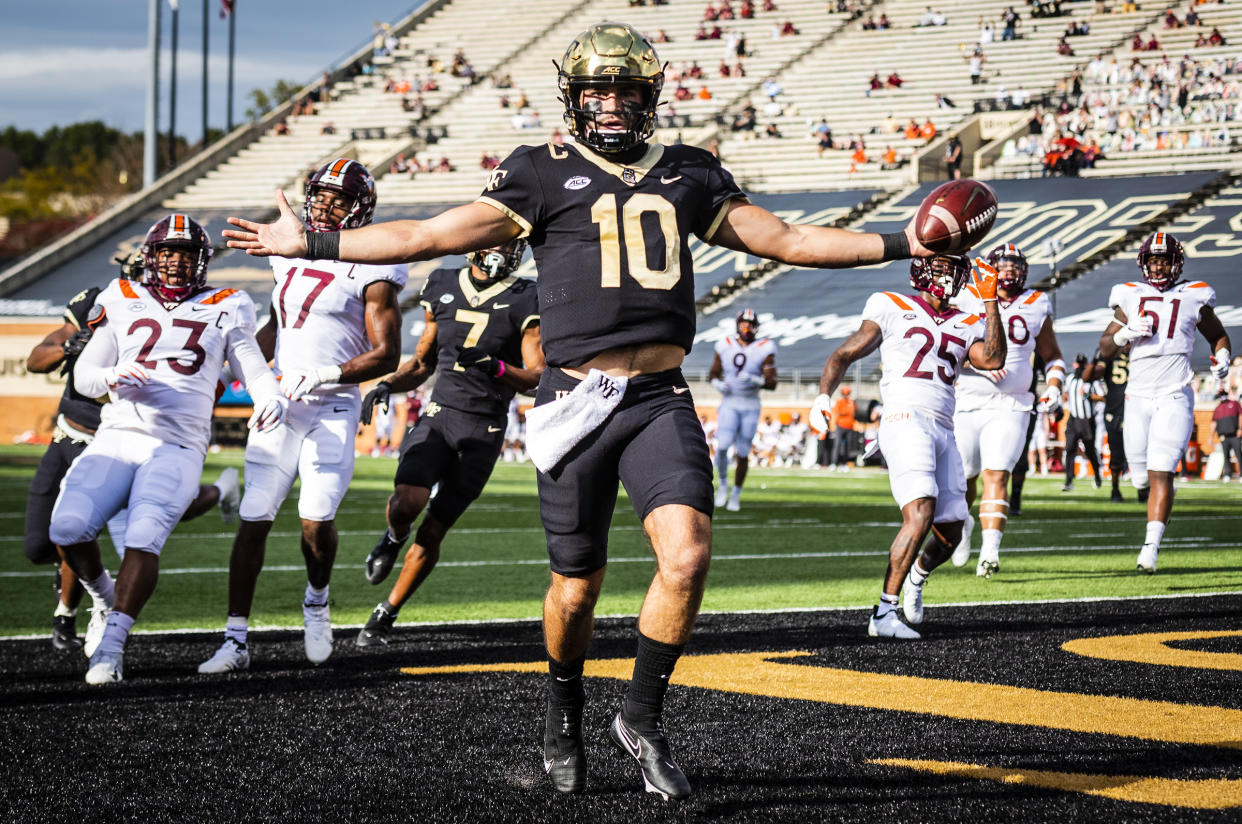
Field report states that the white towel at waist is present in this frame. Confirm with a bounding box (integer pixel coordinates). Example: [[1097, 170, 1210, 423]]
[[524, 369, 629, 473]]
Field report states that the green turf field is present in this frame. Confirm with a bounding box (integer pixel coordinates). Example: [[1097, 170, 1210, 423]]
[[2, 443, 1240, 637]]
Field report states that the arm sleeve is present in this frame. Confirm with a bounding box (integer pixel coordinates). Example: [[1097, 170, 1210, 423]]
[[73, 322, 119, 398], [227, 330, 280, 404]]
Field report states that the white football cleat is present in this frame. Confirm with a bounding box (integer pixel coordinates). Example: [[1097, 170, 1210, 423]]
[[303, 600, 333, 664], [726, 487, 741, 512], [902, 577, 924, 625], [214, 467, 240, 525], [83, 605, 111, 659], [976, 546, 1000, 578], [198, 638, 250, 674], [951, 516, 974, 567], [85, 650, 124, 685], [713, 486, 728, 508], [867, 610, 921, 640], [1136, 543, 1158, 574]]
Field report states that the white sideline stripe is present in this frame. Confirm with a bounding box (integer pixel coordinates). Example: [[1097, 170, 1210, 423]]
[[2, 540, 1238, 579], [2, 513, 1239, 545], [1, 589, 1239, 643]]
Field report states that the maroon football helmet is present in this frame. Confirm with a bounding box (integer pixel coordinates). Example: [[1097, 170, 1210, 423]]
[[467, 237, 528, 284], [736, 308, 759, 343], [910, 254, 971, 300], [304, 158, 377, 231], [140, 214, 213, 303], [985, 242, 1028, 294], [1137, 231, 1184, 291]]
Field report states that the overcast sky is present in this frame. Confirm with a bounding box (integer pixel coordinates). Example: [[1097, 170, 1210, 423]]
[[1, 0, 422, 136]]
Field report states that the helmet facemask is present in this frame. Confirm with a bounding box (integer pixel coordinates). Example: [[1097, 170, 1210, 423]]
[[910, 255, 971, 300], [140, 214, 212, 303], [468, 238, 528, 285], [736, 308, 759, 343], [1138, 232, 1183, 292], [557, 23, 664, 155], [303, 158, 377, 231], [985, 243, 1028, 294]]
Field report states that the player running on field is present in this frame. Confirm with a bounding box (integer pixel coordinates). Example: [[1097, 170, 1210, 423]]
[[950, 243, 1065, 578], [356, 238, 544, 646], [708, 308, 776, 511], [199, 158, 404, 674], [50, 214, 285, 684], [1097, 232, 1231, 573], [812, 255, 1005, 639]]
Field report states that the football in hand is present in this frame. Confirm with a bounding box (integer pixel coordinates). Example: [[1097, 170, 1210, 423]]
[[913, 179, 999, 254]]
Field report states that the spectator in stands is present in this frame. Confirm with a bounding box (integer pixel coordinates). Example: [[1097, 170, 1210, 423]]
[[881, 113, 900, 134], [550, 128, 565, 147], [1147, 33, 1162, 51], [1208, 27, 1226, 47], [390, 154, 409, 175], [904, 118, 921, 139], [780, 20, 799, 36], [881, 145, 900, 168], [877, 13, 891, 29], [273, 119, 290, 136], [1164, 8, 1182, 28], [886, 71, 903, 88], [1002, 6, 1020, 40], [1185, 7, 1200, 26], [920, 118, 937, 140], [868, 73, 884, 94], [434, 156, 453, 173], [763, 0, 776, 10], [966, 47, 986, 84], [861, 15, 878, 30], [653, 29, 671, 43], [674, 83, 692, 101], [704, 1, 718, 20], [480, 151, 501, 170], [1132, 33, 1146, 51], [740, 0, 754, 18], [695, 24, 710, 40], [736, 33, 748, 57], [851, 143, 868, 164], [734, 60, 747, 77], [944, 135, 962, 178], [1058, 37, 1075, 57], [688, 62, 705, 79], [935, 93, 957, 109], [710, 24, 723, 39], [979, 18, 995, 43], [812, 118, 834, 155], [719, 61, 732, 78], [830, 388, 856, 470], [697, 85, 713, 100], [320, 122, 336, 136], [1011, 85, 1029, 107], [1214, 393, 1242, 482], [764, 122, 782, 139]]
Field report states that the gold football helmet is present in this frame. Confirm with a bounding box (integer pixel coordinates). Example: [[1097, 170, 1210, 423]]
[[556, 22, 664, 154]]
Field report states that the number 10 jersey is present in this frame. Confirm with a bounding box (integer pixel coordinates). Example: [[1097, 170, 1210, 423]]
[[477, 141, 745, 367]]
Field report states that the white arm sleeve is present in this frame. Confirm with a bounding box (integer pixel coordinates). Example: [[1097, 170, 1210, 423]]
[[72, 324, 119, 399], [227, 328, 280, 404]]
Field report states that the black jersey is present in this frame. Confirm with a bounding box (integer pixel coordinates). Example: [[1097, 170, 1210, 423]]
[[478, 141, 746, 367], [57, 286, 105, 429], [420, 267, 539, 419], [1094, 350, 1129, 420]]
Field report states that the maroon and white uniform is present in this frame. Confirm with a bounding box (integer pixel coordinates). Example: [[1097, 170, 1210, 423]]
[[239, 256, 408, 523], [50, 278, 279, 554], [1110, 278, 1216, 475], [863, 290, 985, 520], [953, 286, 1053, 475]]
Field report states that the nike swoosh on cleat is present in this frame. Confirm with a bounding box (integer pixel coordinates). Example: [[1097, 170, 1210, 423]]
[[543, 758, 554, 772], [616, 720, 643, 757]]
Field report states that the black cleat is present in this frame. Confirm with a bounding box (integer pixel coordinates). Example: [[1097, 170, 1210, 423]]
[[1009, 503, 1022, 517], [543, 701, 586, 794], [364, 531, 405, 585], [355, 605, 396, 647], [1110, 490, 1125, 503], [51, 614, 82, 651], [608, 711, 690, 800]]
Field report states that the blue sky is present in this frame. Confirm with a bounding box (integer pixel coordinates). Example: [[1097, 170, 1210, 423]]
[[1, 0, 422, 135]]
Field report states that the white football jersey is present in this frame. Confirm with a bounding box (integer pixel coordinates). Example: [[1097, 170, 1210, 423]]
[[863, 291, 986, 425], [954, 286, 1052, 411], [269, 256, 408, 389], [1108, 279, 1216, 397], [88, 278, 263, 454], [714, 335, 776, 407]]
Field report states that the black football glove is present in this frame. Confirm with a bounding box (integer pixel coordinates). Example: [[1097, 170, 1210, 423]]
[[61, 328, 93, 358], [360, 381, 392, 425], [456, 346, 503, 378]]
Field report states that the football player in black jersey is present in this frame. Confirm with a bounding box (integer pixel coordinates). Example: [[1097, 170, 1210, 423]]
[[354, 238, 544, 645], [1093, 348, 1130, 502], [225, 21, 933, 800], [23, 269, 239, 654]]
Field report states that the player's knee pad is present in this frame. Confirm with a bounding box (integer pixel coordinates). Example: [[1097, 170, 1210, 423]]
[[48, 494, 100, 547], [295, 481, 347, 522]]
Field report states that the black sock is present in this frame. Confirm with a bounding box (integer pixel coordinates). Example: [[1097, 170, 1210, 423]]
[[1011, 473, 1026, 509], [623, 632, 685, 729], [548, 654, 586, 708], [380, 599, 399, 617]]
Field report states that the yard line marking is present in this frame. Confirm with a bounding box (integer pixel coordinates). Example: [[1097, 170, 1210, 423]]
[[2, 542, 1238, 579]]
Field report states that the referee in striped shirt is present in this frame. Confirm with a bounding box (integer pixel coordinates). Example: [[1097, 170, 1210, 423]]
[[1062, 353, 1105, 492]]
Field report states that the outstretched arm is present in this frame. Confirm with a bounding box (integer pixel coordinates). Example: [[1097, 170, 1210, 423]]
[[710, 200, 933, 268], [224, 193, 521, 264]]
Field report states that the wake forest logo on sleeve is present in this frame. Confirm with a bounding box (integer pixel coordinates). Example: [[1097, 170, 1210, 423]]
[[487, 169, 508, 192]]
